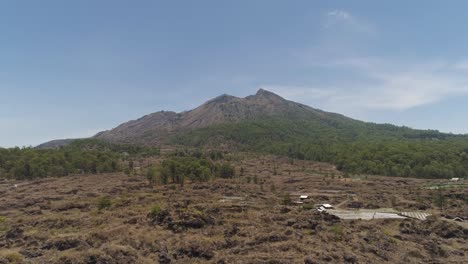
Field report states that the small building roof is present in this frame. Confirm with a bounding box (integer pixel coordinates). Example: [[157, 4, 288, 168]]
[[321, 204, 333, 208], [399, 212, 431, 221], [300, 195, 309, 199]]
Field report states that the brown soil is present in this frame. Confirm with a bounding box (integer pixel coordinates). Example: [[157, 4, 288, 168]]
[[0, 154, 466, 263]]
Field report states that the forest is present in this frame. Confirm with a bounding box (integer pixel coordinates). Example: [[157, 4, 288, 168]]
[[146, 154, 236, 186], [172, 117, 468, 179], [0, 139, 160, 180], [0, 139, 238, 182], [3, 116, 468, 180]]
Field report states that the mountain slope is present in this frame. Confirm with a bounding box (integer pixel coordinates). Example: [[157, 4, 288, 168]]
[[94, 88, 456, 146], [94, 89, 468, 179], [38, 89, 468, 178], [174, 115, 468, 175], [94, 89, 358, 144]]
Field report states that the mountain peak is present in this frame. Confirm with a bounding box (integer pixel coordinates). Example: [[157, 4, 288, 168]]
[[251, 89, 285, 103], [205, 94, 237, 104], [255, 88, 279, 97], [94, 89, 327, 144]]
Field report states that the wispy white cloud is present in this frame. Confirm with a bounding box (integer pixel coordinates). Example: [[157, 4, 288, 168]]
[[327, 10, 352, 21], [323, 9, 374, 33], [266, 10, 468, 113], [264, 58, 468, 112]]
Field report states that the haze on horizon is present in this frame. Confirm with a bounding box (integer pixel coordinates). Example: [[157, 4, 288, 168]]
[[2, 0, 468, 148]]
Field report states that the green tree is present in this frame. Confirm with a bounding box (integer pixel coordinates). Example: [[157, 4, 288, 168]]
[[146, 166, 158, 186]]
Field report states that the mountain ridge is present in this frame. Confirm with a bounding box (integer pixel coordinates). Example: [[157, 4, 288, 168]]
[[35, 89, 468, 179], [38, 89, 455, 149], [92, 89, 356, 145]]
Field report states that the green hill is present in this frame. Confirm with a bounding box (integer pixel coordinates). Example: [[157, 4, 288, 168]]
[[33, 89, 468, 179], [171, 117, 468, 178]]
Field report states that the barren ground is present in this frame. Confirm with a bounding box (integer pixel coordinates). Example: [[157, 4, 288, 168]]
[[0, 154, 467, 263]]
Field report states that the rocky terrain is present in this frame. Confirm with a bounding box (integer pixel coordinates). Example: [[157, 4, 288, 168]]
[[0, 155, 466, 263], [92, 89, 353, 145]]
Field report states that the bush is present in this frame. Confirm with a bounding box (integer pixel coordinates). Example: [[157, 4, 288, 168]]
[[149, 205, 162, 218], [97, 196, 112, 210], [5, 252, 23, 263], [209, 150, 224, 160], [0, 216, 7, 232], [282, 193, 291, 205], [218, 163, 235, 179], [330, 224, 344, 241], [302, 204, 315, 210], [148, 204, 169, 225], [146, 166, 158, 185]]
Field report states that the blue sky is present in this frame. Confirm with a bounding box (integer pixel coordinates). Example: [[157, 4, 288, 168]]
[[2, 1, 468, 147]]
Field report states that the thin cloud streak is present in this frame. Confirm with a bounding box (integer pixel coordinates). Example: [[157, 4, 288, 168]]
[[324, 9, 374, 33], [267, 10, 468, 113], [264, 58, 468, 112]]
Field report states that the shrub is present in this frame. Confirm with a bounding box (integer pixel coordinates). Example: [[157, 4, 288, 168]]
[[0, 216, 7, 232], [5, 252, 23, 263], [209, 150, 224, 160], [149, 205, 162, 218], [148, 204, 169, 225], [218, 163, 235, 179], [282, 193, 291, 205], [302, 204, 315, 210], [146, 166, 158, 185], [97, 196, 112, 210], [330, 224, 344, 241]]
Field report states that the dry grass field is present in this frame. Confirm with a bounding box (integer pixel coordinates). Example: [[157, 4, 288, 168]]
[[0, 155, 466, 263]]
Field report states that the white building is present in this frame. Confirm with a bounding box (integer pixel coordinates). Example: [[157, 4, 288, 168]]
[[317, 203, 333, 212]]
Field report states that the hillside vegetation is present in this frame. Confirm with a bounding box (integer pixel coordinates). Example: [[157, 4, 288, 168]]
[[0, 139, 159, 180], [29, 89, 468, 180], [172, 117, 468, 179], [146, 153, 236, 187]]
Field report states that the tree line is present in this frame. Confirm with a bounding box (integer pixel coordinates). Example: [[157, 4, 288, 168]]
[[172, 117, 468, 179], [0, 139, 160, 180], [146, 154, 235, 186]]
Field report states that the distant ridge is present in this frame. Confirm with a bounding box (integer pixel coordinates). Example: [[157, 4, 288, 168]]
[[36, 138, 78, 149], [39, 89, 454, 148], [93, 89, 354, 145]]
